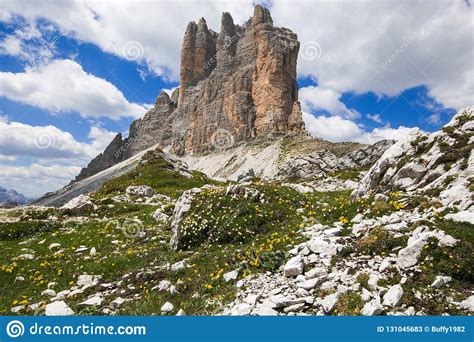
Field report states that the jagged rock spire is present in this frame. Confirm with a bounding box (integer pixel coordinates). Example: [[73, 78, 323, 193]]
[[74, 5, 306, 182], [216, 12, 237, 64], [252, 4, 273, 26], [156, 91, 171, 106]]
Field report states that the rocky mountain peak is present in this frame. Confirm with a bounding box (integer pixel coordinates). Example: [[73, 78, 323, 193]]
[[74, 5, 306, 182], [155, 91, 171, 106], [0, 185, 28, 208], [252, 4, 273, 26]]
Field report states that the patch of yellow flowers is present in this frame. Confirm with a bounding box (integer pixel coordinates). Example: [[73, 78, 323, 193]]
[[390, 200, 405, 210], [339, 216, 349, 224], [0, 263, 17, 273]]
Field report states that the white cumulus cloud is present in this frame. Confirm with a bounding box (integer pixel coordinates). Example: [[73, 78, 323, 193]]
[[0, 163, 81, 198], [0, 59, 147, 119], [0, 119, 117, 197], [271, 0, 473, 110], [302, 112, 413, 144], [0, 118, 116, 160], [366, 113, 383, 124], [299, 86, 360, 119]]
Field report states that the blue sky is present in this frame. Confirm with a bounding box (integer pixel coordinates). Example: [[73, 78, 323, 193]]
[[0, 0, 471, 197]]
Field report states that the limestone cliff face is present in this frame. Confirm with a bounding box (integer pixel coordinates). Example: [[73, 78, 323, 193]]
[[174, 5, 305, 155], [124, 91, 177, 159], [75, 5, 306, 182]]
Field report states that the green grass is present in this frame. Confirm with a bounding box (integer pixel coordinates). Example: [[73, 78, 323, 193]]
[[178, 185, 307, 249], [328, 166, 369, 181], [333, 292, 364, 315], [0, 221, 61, 240], [94, 149, 218, 199], [0, 205, 175, 314], [355, 227, 408, 256], [391, 219, 474, 315], [418, 219, 474, 283], [0, 151, 204, 315], [356, 273, 370, 289], [178, 185, 405, 250]]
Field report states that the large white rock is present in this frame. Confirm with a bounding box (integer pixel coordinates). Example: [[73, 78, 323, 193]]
[[161, 302, 174, 313], [459, 296, 474, 312], [283, 255, 304, 277], [379, 258, 395, 272], [10, 305, 24, 313], [41, 289, 56, 297], [297, 278, 321, 290], [382, 285, 404, 307], [78, 295, 103, 307], [321, 293, 339, 313], [283, 183, 314, 193], [45, 301, 74, 316], [397, 227, 457, 268], [361, 288, 372, 302], [157, 280, 171, 292], [126, 185, 155, 198], [253, 306, 278, 316], [48, 243, 61, 250], [396, 237, 426, 269], [306, 238, 339, 256], [61, 194, 94, 214], [361, 298, 384, 316], [171, 260, 188, 271], [152, 209, 170, 222], [323, 227, 342, 237], [444, 211, 474, 225], [352, 213, 364, 223], [352, 128, 423, 198], [223, 269, 239, 282], [176, 309, 186, 316], [230, 303, 251, 316], [353, 107, 474, 211], [77, 274, 100, 287], [305, 267, 328, 279], [430, 276, 451, 289], [170, 188, 201, 250]]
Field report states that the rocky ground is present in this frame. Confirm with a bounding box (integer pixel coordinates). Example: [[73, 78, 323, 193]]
[[222, 202, 472, 316], [0, 108, 472, 317]]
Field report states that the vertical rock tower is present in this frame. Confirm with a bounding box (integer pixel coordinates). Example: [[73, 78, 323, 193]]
[[74, 5, 306, 182], [174, 5, 305, 154]]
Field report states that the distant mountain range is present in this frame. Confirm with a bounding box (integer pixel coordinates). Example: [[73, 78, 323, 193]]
[[0, 186, 29, 207]]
